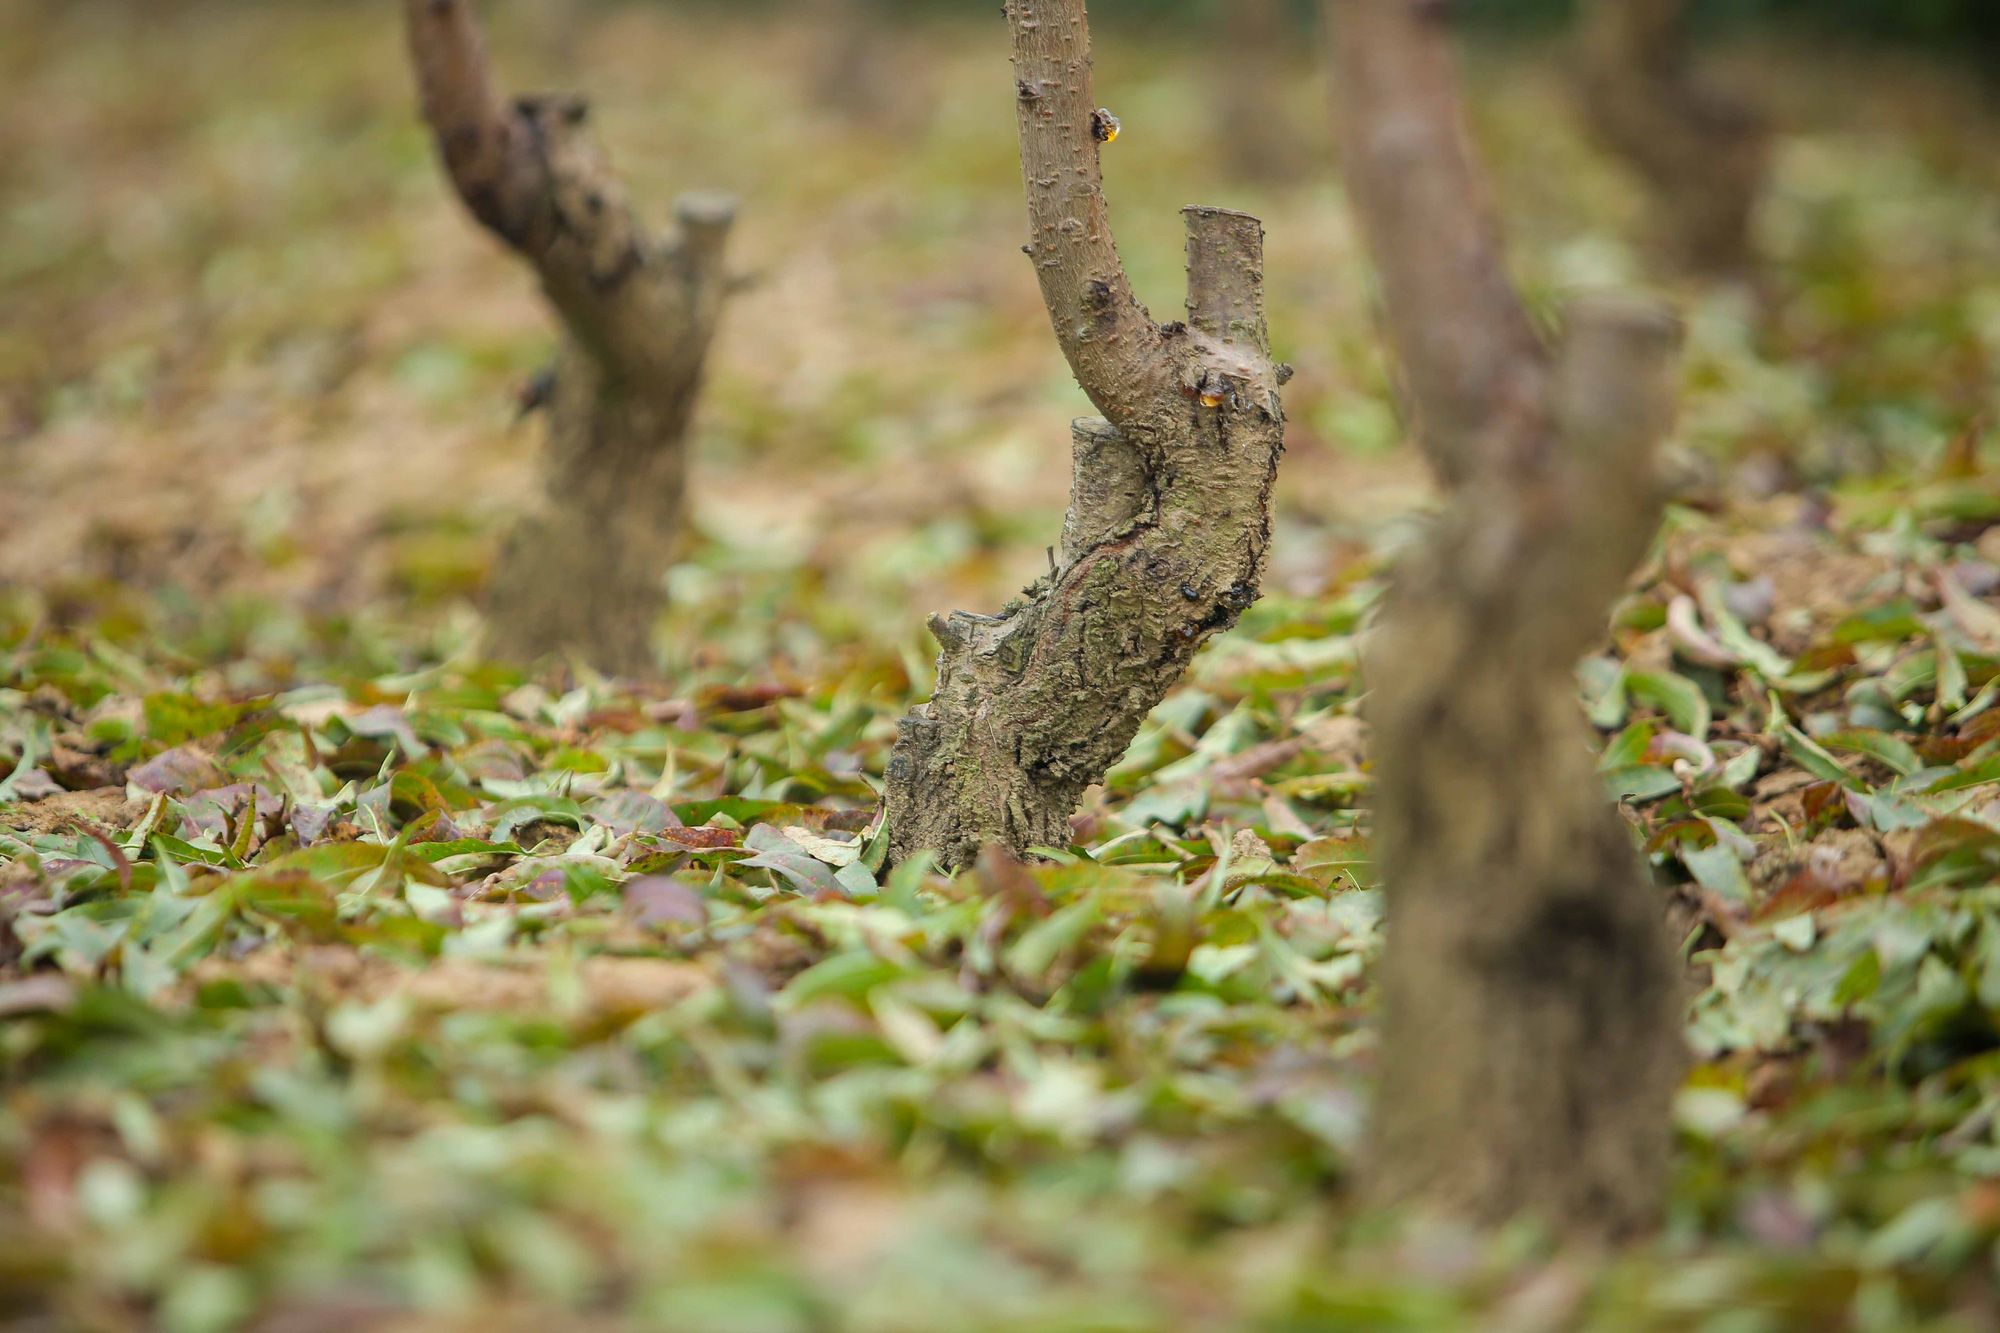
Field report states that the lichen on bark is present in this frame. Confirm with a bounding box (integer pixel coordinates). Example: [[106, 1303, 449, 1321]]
[[405, 0, 734, 675], [883, 0, 1287, 870]]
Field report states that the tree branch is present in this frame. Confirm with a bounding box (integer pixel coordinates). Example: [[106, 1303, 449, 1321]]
[[1007, 0, 1169, 421], [403, 0, 541, 245], [1331, 0, 1548, 484], [1539, 293, 1682, 636], [1058, 416, 1148, 564], [405, 0, 713, 368]]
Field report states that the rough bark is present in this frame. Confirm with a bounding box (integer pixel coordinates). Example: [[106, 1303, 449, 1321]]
[[1577, 0, 1768, 277], [1332, 0, 1687, 1236], [884, 0, 1287, 871], [406, 0, 734, 674]]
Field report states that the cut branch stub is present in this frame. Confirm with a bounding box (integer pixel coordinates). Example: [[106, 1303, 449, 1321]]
[[885, 1, 1286, 869], [1184, 206, 1268, 351], [1330, 0, 1687, 1238], [406, 0, 735, 675], [406, 0, 531, 243]]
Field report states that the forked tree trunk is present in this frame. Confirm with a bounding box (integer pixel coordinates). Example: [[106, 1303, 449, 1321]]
[[1332, 0, 1687, 1236], [405, 0, 735, 674], [1577, 0, 1768, 278], [884, 0, 1288, 870]]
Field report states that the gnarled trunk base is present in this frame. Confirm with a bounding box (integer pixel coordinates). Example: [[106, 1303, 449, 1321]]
[[484, 342, 689, 675], [1335, 0, 1688, 1236], [888, 398, 1282, 869], [886, 6, 1290, 871]]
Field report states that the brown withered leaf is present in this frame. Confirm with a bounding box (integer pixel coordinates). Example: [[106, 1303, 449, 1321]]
[[624, 876, 709, 928], [0, 974, 76, 1018], [976, 845, 1051, 918], [128, 745, 226, 795], [45, 740, 123, 791], [654, 825, 741, 850], [697, 682, 800, 713]]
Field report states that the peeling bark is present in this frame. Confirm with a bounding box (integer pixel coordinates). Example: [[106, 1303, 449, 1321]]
[[1332, 0, 1687, 1236], [405, 0, 734, 674], [884, 0, 1287, 870], [1577, 0, 1768, 277]]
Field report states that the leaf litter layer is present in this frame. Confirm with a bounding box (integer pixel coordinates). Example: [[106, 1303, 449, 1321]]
[[11, 2, 2000, 1330], [16, 490, 2000, 1328]]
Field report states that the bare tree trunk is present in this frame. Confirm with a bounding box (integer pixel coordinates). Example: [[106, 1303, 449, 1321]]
[[1577, 0, 1768, 278], [883, 0, 1288, 871], [405, 0, 735, 675], [1331, 0, 1687, 1236], [806, 0, 933, 132], [807, 0, 885, 117]]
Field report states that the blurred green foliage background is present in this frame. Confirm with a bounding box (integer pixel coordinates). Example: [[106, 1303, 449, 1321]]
[[837, 0, 2000, 50], [33, 0, 2000, 59], [1468, 0, 2000, 46]]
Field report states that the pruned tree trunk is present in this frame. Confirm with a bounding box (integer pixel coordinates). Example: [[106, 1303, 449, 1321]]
[[1331, 0, 1687, 1236], [1577, 0, 1768, 278], [884, 0, 1288, 871], [405, 0, 735, 675]]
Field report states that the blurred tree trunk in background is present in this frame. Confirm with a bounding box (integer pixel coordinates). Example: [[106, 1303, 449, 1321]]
[[1577, 0, 1769, 278], [1214, 0, 1306, 184], [405, 0, 735, 675], [884, 0, 1288, 870], [807, 0, 935, 132], [1331, 0, 1688, 1236]]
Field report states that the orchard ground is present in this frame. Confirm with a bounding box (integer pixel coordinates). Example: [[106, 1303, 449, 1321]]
[[8, 3, 2000, 1328]]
